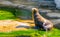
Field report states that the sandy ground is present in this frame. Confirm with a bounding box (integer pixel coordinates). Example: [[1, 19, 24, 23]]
[[0, 20, 35, 32]]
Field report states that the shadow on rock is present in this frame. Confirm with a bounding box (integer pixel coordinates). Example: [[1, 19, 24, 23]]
[[54, 23, 60, 29]]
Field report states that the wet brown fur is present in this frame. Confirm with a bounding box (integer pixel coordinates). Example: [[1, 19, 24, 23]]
[[32, 8, 53, 31]]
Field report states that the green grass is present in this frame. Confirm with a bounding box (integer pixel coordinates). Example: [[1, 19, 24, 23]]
[[0, 7, 16, 20], [0, 29, 39, 37], [0, 28, 60, 37], [0, 10, 16, 20]]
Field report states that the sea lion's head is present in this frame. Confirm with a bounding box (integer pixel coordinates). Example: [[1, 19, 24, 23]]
[[32, 8, 39, 14]]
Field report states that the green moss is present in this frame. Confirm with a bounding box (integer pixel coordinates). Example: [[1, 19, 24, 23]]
[[0, 10, 15, 20]]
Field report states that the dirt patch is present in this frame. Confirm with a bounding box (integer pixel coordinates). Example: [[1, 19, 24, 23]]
[[0, 20, 35, 32]]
